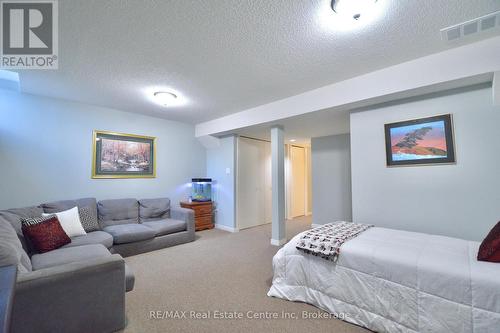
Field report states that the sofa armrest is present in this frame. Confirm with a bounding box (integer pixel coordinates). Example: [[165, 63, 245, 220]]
[[13, 255, 126, 333], [0, 265, 16, 333], [171, 206, 195, 233]]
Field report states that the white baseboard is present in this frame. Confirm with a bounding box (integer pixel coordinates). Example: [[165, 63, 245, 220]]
[[270, 238, 287, 246], [214, 224, 239, 233]]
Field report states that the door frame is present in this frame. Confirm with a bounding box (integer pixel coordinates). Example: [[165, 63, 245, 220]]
[[286, 144, 312, 220], [236, 136, 272, 230], [235, 137, 312, 229]]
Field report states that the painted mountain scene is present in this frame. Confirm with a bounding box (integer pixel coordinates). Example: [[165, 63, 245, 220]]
[[390, 120, 448, 161]]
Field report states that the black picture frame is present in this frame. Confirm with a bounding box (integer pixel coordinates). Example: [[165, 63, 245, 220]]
[[384, 114, 455, 167]]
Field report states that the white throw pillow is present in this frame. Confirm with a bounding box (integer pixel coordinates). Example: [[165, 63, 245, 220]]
[[42, 206, 87, 237]]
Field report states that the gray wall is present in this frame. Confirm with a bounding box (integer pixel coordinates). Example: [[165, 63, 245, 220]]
[[0, 89, 206, 209], [206, 136, 237, 229], [351, 86, 500, 241], [311, 134, 352, 225]]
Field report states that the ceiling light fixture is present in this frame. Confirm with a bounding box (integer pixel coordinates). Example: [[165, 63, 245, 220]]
[[289, 139, 297, 142], [331, 0, 378, 21], [153, 91, 178, 106]]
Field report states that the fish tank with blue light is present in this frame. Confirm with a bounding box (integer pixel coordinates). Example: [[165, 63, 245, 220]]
[[191, 178, 212, 202]]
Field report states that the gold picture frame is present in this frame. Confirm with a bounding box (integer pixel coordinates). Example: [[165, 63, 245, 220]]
[[92, 130, 156, 179]]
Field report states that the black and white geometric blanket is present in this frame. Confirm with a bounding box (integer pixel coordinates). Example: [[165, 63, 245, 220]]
[[296, 222, 373, 262]]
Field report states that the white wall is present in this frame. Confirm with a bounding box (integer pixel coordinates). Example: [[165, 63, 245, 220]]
[[311, 134, 352, 225], [0, 90, 206, 209], [351, 86, 500, 241], [206, 136, 237, 229]]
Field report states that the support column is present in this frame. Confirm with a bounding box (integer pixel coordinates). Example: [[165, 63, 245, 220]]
[[493, 71, 500, 106], [271, 126, 286, 246]]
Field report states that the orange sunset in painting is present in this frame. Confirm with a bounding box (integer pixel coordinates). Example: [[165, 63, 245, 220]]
[[390, 120, 448, 161]]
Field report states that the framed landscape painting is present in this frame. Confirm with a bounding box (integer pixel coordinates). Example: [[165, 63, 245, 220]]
[[92, 130, 156, 178], [384, 114, 455, 167]]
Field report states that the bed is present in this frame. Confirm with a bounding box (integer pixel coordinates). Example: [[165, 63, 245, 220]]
[[268, 226, 500, 333]]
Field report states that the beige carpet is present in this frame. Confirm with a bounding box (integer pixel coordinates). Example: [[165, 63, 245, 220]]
[[122, 217, 368, 333]]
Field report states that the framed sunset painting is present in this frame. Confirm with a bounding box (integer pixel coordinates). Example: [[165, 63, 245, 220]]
[[92, 130, 156, 178], [384, 114, 455, 166]]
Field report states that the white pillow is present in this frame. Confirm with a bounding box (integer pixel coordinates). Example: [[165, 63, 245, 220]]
[[42, 206, 87, 237]]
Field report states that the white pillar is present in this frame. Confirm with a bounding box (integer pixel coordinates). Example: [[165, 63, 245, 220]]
[[271, 126, 286, 246], [493, 71, 500, 106]]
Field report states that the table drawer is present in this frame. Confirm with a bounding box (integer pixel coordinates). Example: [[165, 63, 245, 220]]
[[196, 215, 213, 231], [194, 205, 212, 216]]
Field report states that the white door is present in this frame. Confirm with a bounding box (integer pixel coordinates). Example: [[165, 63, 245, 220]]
[[290, 146, 306, 218], [237, 137, 272, 229]]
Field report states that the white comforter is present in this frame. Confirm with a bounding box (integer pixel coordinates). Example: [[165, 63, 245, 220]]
[[268, 227, 500, 333]]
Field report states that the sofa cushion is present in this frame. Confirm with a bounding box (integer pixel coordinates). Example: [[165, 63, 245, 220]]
[[103, 224, 155, 244], [0, 206, 44, 253], [62, 231, 114, 249], [0, 217, 32, 272], [40, 197, 97, 215], [31, 244, 111, 270], [21, 216, 71, 253], [139, 198, 170, 222], [41, 198, 99, 231], [98, 199, 139, 227], [142, 219, 187, 237]]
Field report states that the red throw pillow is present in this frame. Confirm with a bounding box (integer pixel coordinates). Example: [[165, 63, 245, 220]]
[[21, 216, 71, 253], [477, 221, 500, 262]]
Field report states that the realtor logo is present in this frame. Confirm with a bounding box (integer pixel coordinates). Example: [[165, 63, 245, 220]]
[[1, 0, 58, 69]]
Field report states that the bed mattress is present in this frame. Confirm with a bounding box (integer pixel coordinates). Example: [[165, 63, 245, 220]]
[[268, 227, 500, 333]]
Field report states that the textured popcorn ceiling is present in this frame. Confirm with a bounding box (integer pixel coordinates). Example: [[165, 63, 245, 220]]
[[16, 0, 500, 124]]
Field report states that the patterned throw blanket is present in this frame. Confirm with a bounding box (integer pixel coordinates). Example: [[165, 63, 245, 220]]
[[296, 222, 373, 262]]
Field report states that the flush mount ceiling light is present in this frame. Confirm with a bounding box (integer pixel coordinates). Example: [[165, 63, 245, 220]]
[[331, 0, 378, 21], [144, 87, 187, 108], [318, 0, 384, 32], [153, 91, 178, 106], [289, 139, 297, 142]]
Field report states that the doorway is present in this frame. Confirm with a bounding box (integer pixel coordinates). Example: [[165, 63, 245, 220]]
[[236, 136, 311, 230], [236, 137, 272, 230], [290, 145, 306, 218]]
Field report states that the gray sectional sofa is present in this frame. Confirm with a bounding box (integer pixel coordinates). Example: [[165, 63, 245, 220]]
[[0, 197, 195, 333]]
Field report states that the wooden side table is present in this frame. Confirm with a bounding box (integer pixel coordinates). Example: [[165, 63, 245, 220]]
[[180, 201, 214, 231]]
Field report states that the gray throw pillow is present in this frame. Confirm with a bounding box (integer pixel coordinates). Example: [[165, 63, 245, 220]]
[[78, 206, 100, 232]]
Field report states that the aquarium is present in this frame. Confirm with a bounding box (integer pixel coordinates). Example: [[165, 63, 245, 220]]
[[191, 178, 212, 202]]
